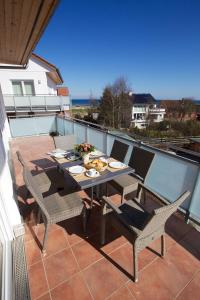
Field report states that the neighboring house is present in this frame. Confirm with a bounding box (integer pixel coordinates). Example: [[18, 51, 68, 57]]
[[0, 53, 70, 114], [130, 93, 165, 129]]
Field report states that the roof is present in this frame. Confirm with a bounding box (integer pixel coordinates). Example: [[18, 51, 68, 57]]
[[189, 138, 200, 144], [130, 93, 157, 104], [0, 0, 59, 66], [32, 53, 63, 84]]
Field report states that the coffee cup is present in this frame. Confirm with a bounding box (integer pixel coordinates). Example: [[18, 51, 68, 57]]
[[88, 168, 96, 176]]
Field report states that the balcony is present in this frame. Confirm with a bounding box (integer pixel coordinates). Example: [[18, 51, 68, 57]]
[[9, 115, 200, 299], [149, 108, 166, 114], [3, 95, 71, 113]]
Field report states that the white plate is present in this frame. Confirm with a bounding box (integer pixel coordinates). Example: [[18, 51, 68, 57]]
[[53, 153, 66, 158], [52, 148, 67, 154], [85, 171, 100, 178], [90, 150, 104, 157], [109, 161, 126, 169], [68, 166, 85, 174]]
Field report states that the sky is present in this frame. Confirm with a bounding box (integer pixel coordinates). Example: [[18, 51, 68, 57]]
[[35, 0, 200, 99]]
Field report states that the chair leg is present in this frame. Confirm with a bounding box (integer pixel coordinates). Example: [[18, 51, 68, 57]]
[[100, 215, 106, 245], [121, 191, 125, 204], [105, 183, 108, 197], [161, 234, 165, 257], [42, 223, 49, 255], [82, 207, 87, 235], [133, 247, 138, 282], [143, 189, 146, 204], [37, 208, 41, 225]]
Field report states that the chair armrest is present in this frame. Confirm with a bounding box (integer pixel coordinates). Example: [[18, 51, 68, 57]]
[[101, 196, 122, 214], [136, 182, 169, 205]]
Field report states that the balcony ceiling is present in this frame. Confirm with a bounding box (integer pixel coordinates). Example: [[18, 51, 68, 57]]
[[0, 0, 59, 66]]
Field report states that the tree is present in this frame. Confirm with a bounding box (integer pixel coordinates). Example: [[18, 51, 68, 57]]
[[98, 77, 132, 129], [161, 98, 196, 120]]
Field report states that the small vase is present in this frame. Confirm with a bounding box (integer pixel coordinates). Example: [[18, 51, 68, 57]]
[[82, 153, 90, 164]]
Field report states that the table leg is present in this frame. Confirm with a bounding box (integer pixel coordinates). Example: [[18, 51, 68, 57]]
[[90, 186, 94, 209]]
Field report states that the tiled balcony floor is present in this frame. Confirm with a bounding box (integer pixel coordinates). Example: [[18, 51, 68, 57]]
[[11, 136, 200, 300]]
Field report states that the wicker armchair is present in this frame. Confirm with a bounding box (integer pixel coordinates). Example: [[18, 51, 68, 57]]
[[53, 134, 76, 151], [22, 163, 87, 254], [101, 183, 190, 282], [110, 147, 155, 203], [110, 139, 129, 162], [16, 151, 65, 193]]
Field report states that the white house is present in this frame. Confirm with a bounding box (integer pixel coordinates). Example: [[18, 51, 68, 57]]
[[0, 54, 70, 114], [130, 93, 165, 129]]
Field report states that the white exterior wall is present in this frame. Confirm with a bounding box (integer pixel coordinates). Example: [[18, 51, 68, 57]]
[[0, 56, 58, 95], [0, 85, 22, 300]]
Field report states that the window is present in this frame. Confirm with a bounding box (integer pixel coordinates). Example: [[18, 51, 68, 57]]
[[12, 80, 35, 96], [12, 81, 23, 96]]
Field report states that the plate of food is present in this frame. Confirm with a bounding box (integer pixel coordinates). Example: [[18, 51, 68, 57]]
[[109, 161, 126, 169], [85, 159, 107, 172], [68, 166, 85, 174]]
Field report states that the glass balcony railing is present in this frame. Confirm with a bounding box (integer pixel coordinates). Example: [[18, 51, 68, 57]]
[[3, 95, 71, 112]]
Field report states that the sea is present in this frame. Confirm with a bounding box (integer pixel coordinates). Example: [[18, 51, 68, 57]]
[[72, 99, 100, 106], [72, 99, 200, 106]]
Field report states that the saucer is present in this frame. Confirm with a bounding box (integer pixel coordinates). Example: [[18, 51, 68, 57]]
[[85, 171, 100, 178]]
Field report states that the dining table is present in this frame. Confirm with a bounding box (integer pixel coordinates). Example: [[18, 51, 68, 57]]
[[52, 150, 134, 208]]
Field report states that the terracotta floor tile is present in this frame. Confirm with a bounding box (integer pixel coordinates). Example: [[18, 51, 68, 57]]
[[166, 215, 192, 241], [161, 243, 200, 295], [72, 238, 103, 269], [36, 292, 51, 300], [148, 233, 176, 252], [25, 239, 41, 266], [98, 226, 127, 254], [24, 223, 35, 242], [127, 241, 200, 300], [83, 258, 125, 300], [109, 242, 157, 280], [176, 271, 200, 299], [44, 248, 79, 289], [127, 259, 174, 300], [107, 286, 135, 300], [11, 136, 200, 300], [28, 261, 48, 300], [181, 228, 200, 255], [36, 228, 69, 257], [50, 273, 92, 300]]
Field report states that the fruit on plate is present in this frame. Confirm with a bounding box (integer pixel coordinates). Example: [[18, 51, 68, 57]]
[[85, 159, 107, 171]]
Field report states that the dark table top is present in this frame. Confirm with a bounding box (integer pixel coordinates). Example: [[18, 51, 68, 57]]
[[58, 158, 134, 189]]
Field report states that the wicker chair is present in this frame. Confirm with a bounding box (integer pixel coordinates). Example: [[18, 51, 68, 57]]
[[16, 151, 65, 193], [22, 163, 87, 254], [101, 183, 190, 282], [109, 147, 155, 203], [53, 134, 76, 151], [110, 139, 129, 162]]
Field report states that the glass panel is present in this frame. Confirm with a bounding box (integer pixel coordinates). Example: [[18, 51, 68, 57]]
[[12, 81, 23, 96], [24, 81, 35, 95]]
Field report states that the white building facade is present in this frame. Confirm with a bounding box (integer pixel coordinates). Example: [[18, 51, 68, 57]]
[[0, 54, 71, 114], [0, 54, 63, 96], [130, 94, 165, 129]]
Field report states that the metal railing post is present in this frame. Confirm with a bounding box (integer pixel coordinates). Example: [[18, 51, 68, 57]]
[[13, 96, 16, 113], [29, 96, 32, 112], [45, 96, 47, 111]]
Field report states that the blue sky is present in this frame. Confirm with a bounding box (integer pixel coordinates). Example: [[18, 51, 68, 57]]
[[35, 0, 200, 99]]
